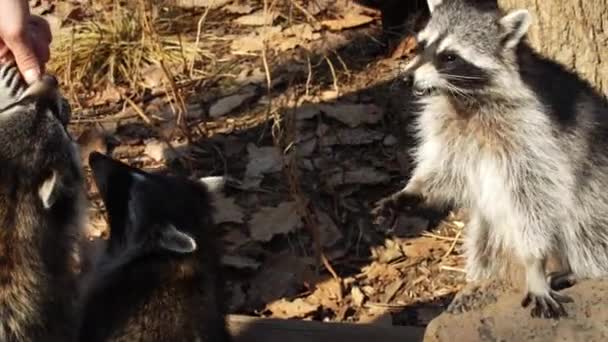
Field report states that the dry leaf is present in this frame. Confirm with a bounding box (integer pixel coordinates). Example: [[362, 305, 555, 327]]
[[170, 0, 232, 9], [141, 64, 167, 89], [266, 298, 319, 319], [76, 128, 107, 166], [231, 26, 282, 53], [295, 104, 321, 120], [221, 255, 261, 270], [283, 23, 321, 41], [212, 194, 245, 224], [318, 128, 384, 146], [243, 143, 283, 188], [248, 254, 314, 305], [249, 201, 302, 242], [143, 139, 166, 162], [234, 10, 277, 26], [325, 166, 390, 187], [223, 3, 254, 14], [209, 88, 257, 118], [390, 35, 417, 60], [315, 208, 343, 247], [321, 13, 374, 31], [319, 103, 384, 128]]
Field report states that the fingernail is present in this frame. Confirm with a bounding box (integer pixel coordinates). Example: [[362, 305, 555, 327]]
[[23, 68, 41, 84]]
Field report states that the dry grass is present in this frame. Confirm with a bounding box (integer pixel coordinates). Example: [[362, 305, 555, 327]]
[[48, 1, 211, 97]]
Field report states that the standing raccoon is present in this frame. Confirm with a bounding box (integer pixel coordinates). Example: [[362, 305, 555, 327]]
[[373, 0, 608, 319], [79, 152, 230, 342], [0, 65, 86, 341]]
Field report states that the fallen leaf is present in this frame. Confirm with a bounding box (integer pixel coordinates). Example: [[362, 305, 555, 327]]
[[76, 128, 107, 166], [283, 23, 321, 41], [221, 255, 261, 270], [324, 166, 390, 187], [315, 208, 343, 247], [231, 26, 282, 53], [243, 143, 283, 188], [140, 64, 167, 89], [171, 0, 232, 9], [230, 32, 264, 53], [249, 202, 302, 242], [294, 104, 321, 120], [248, 254, 314, 306], [319, 103, 385, 128], [234, 10, 277, 26], [390, 35, 417, 60], [307, 0, 332, 15], [321, 13, 374, 31], [296, 138, 317, 158], [318, 128, 384, 146], [212, 194, 245, 224], [223, 3, 254, 14], [222, 229, 249, 251], [143, 139, 165, 162], [209, 88, 257, 118], [266, 298, 319, 319]]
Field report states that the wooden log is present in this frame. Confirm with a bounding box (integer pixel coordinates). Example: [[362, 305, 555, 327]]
[[227, 314, 426, 342]]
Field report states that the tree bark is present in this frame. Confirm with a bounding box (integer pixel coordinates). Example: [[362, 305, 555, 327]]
[[498, 0, 608, 95]]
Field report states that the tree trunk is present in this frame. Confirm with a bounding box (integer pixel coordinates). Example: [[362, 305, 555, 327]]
[[498, 0, 608, 95]]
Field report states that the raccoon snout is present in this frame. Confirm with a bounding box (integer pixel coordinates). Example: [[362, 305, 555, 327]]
[[412, 81, 436, 97]]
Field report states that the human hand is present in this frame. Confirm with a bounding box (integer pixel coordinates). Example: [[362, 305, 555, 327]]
[[0, 0, 52, 84]]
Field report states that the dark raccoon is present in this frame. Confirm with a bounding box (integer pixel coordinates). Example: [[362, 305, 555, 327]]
[[0, 65, 85, 341], [79, 152, 230, 342]]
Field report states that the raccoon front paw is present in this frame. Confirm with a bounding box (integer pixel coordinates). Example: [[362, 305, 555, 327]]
[[371, 191, 423, 228], [521, 290, 573, 319], [446, 284, 497, 314]]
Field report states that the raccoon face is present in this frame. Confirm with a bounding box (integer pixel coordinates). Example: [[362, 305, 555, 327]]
[[0, 69, 81, 213], [88, 152, 218, 259], [402, 0, 531, 100]]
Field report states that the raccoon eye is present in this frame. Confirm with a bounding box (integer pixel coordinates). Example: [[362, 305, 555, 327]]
[[440, 53, 459, 63]]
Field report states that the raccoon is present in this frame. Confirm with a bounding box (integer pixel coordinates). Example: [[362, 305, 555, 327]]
[[0, 64, 86, 341], [78, 152, 230, 342], [373, 0, 608, 319]]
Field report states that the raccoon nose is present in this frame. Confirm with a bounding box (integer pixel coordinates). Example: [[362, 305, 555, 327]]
[[412, 81, 432, 97]]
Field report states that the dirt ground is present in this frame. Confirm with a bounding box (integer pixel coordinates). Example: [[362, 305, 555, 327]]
[[35, 0, 468, 328]]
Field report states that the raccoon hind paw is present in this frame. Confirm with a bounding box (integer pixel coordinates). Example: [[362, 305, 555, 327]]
[[521, 290, 573, 319]]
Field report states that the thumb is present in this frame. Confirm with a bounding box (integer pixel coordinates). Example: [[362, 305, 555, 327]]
[[3, 31, 40, 84]]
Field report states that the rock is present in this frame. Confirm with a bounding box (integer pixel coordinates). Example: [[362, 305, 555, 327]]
[[424, 280, 608, 342]]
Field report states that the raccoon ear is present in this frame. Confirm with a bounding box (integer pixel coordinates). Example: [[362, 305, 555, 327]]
[[158, 224, 197, 254], [199, 176, 226, 194], [499, 9, 531, 49], [38, 170, 60, 209], [427, 0, 443, 13]]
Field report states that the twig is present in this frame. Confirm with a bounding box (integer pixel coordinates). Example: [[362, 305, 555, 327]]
[[441, 227, 463, 258], [191, 5, 212, 77], [123, 96, 152, 124], [440, 265, 466, 273], [321, 252, 340, 281], [323, 55, 339, 93], [421, 231, 463, 242]]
